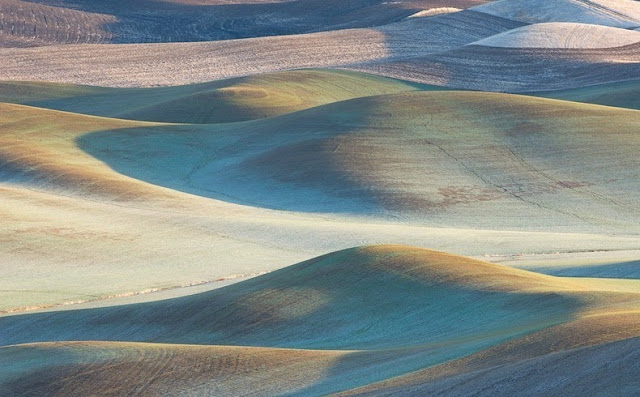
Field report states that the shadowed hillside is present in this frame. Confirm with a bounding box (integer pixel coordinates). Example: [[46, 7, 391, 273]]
[[535, 79, 640, 110], [0, 246, 590, 348], [0, 342, 356, 396], [2, 6, 638, 92], [0, 0, 489, 47], [6, 337, 640, 396], [341, 313, 640, 396], [2, 1, 640, 394], [0, 9, 524, 87], [3, 102, 639, 314], [2, 245, 640, 395], [75, 91, 640, 231], [366, 39, 640, 92], [2, 91, 639, 314]]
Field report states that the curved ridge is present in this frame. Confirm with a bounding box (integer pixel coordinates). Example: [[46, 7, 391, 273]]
[[473, 22, 640, 49]]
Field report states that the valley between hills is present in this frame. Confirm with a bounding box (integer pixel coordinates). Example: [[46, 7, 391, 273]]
[[1, 0, 640, 395]]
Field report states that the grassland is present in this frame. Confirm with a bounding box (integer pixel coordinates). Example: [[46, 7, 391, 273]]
[[3, 176, 636, 314], [1, 2, 640, 394], [0, 342, 353, 396], [75, 91, 640, 231], [1, 87, 640, 314], [535, 79, 640, 110], [2, 245, 640, 395]]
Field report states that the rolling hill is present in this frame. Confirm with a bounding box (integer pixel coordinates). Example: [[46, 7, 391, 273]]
[[535, 79, 640, 110], [0, 342, 354, 396], [367, 34, 640, 92], [2, 5, 639, 92], [472, 22, 640, 49], [2, 179, 637, 315], [0, 246, 590, 348], [72, 91, 640, 231], [342, 315, 640, 395], [2, 70, 638, 119], [2, 245, 640, 395], [5, 337, 640, 396], [473, 0, 640, 28], [0, 70, 430, 123], [0, 0, 490, 47], [2, 88, 640, 314], [2, 1, 640, 394], [0, 9, 523, 87]]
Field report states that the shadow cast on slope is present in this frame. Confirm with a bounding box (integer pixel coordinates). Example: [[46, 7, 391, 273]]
[[19, 0, 430, 43], [0, 246, 588, 394], [74, 99, 391, 215], [368, 42, 640, 92], [0, 247, 584, 350], [527, 259, 640, 279]]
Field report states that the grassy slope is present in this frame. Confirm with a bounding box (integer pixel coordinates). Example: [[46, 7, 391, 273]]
[[0, 70, 430, 123], [73, 91, 640, 231], [6, 90, 640, 230], [1, 3, 638, 394], [342, 315, 640, 395], [3, 180, 638, 315], [0, 102, 306, 312], [0, 342, 352, 396], [535, 79, 640, 110], [0, 246, 591, 348], [2, 245, 640, 395], [0, 102, 171, 200], [5, 101, 640, 313], [2, 90, 640, 313], [4, 337, 640, 396], [2, 73, 637, 119]]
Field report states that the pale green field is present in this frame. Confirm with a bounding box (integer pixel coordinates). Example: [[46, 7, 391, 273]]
[[535, 79, 640, 110], [0, 70, 432, 123], [2, 246, 639, 395], [74, 91, 640, 231], [1, 69, 640, 396], [2, 0, 640, 394], [2, 85, 640, 313]]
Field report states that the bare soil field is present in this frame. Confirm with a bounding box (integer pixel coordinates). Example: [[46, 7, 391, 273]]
[[0, 0, 489, 47], [0, 10, 523, 87], [367, 41, 640, 92], [473, 0, 640, 28], [473, 22, 640, 49], [2, 11, 637, 92]]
